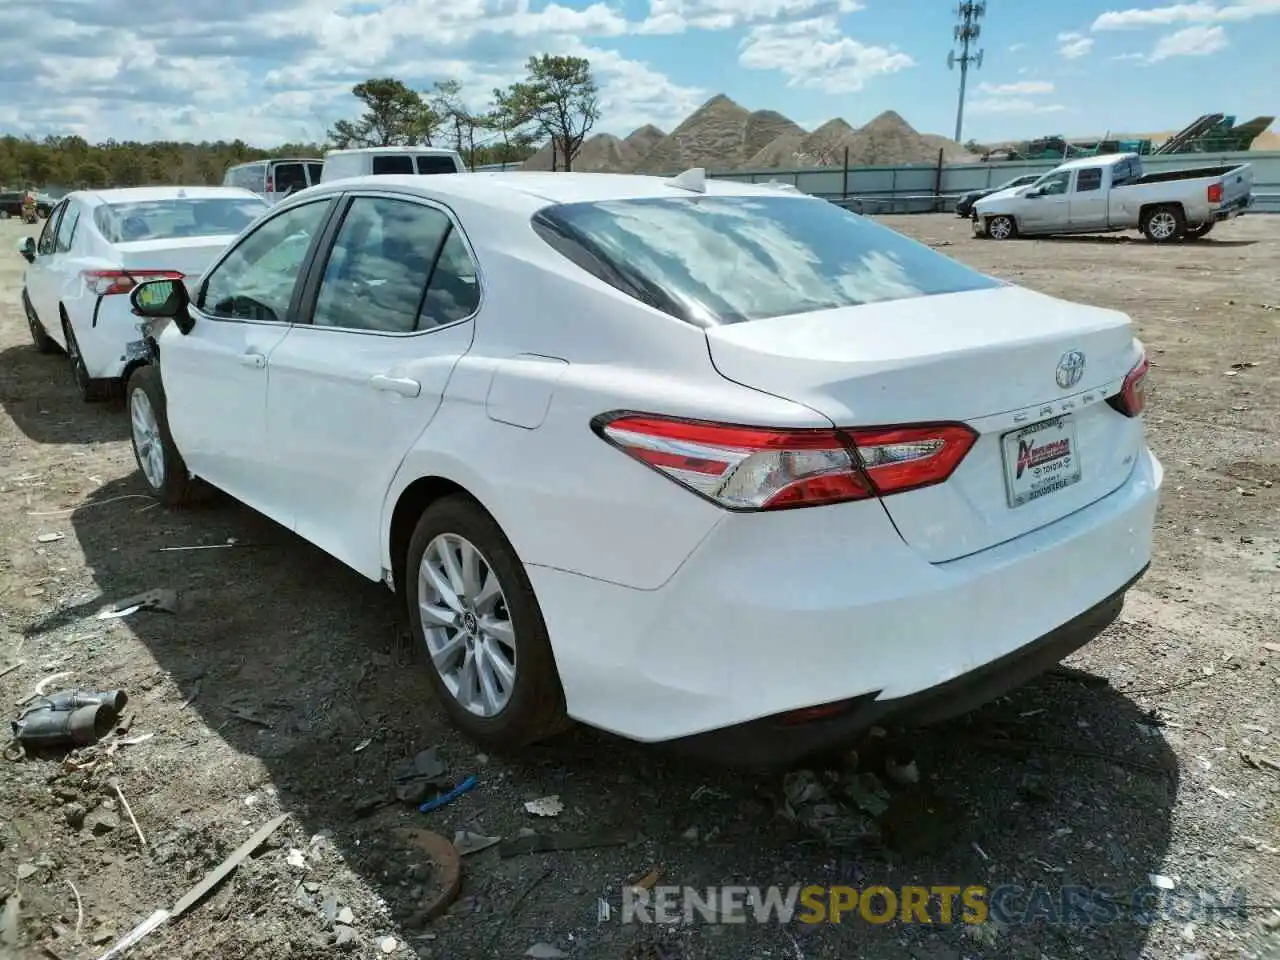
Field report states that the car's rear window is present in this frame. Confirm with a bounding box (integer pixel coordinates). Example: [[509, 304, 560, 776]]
[[94, 197, 268, 243], [532, 195, 1000, 325]]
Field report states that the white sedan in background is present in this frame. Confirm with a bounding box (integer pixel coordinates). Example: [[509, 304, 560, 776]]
[[19, 186, 268, 400], [122, 170, 1161, 766]]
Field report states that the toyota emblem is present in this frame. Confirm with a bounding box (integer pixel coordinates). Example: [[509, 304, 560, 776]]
[[1055, 350, 1086, 389]]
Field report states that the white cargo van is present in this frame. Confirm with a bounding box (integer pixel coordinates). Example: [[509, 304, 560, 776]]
[[319, 146, 466, 182], [223, 158, 324, 204]]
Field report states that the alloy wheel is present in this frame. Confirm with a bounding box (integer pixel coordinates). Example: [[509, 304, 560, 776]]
[[1147, 211, 1177, 240], [417, 533, 518, 717], [130, 388, 166, 489]]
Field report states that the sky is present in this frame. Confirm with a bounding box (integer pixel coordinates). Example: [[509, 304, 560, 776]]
[[1, 0, 1277, 147]]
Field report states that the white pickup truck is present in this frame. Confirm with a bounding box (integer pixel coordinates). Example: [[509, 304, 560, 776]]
[[973, 152, 1253, 243]]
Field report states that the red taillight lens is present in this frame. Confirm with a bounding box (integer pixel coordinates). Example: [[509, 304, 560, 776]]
[[1207, 183, 1223, 204], [593, 414, 976, 511], [83, 270, 184, 296], [1109, 354, 1150, 418]]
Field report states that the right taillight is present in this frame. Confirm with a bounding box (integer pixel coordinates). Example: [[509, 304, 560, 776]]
[[592, 413, 976, 511], [1108, 354, 1150, 418], [1207, 182, 1223, 204]]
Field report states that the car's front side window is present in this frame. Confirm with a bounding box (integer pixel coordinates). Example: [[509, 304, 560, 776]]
[[311, 196, 455, 334], [1037, 172, 1071, 195], [199, 199, 332, 324], [37, 201, 65, 255]]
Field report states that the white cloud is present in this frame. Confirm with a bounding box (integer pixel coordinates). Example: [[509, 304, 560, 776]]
[[1092, 0, 1280, 29], [0, 0, 705, 145], [1057, 31, 1096, 58], [977, 80, 1055, 95], [638, 0, 863, 34], [738, 16, 914, 93], [1147, 23, 1229, 58], [1007, 42, 1026, 51], [967, 98, 1067, 115]]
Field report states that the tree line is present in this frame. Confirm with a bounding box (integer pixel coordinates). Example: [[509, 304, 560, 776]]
[[329, 54, 600, 172], [1, 53, 601, 190]]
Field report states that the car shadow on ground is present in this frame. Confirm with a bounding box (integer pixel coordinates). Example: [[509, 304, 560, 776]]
[[56, 474, 1180, 959], [0, 344, 127, 445], [1027, 235, 1256, 247]]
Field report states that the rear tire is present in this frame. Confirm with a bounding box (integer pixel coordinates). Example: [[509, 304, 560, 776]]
[[986, 215, 1017, 240], [62, 315, 109, 402], [405, 495, 571, 751], [1182, 222, 1214, 241], [23, 291, 56, 354], [1140, 205, 1185, 243], [126, 365, 194, 507]]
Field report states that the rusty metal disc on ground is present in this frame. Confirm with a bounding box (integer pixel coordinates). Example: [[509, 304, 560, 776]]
[[396, 827, 462, 920]]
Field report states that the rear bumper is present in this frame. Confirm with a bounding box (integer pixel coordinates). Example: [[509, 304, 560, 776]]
[[1214, 194, 1253, 221], [669, 565, 1143, 767], [529, 447, 1161, 757], [70, 295, 140, 380]]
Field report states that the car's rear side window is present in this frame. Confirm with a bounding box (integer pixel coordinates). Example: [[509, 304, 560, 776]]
[[532, 195, 1000, 325], [416, 155, 459, 174], [372, 155, 415, 175]]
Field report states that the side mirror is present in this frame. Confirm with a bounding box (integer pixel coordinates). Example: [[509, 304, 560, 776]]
[[18, 237, 35, 263], [131, 278, 195, 335], [1024, 189, 1043, 199]]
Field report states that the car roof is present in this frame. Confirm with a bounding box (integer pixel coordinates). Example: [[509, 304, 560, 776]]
[[325, 147, 460, 157], [298, 171, 816, 214], [1056, 152, 1136, 171], [84, 186, 266, 204]]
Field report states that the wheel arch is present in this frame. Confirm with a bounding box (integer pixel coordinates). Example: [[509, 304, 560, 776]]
[[387, 475, 504, 599], [1139, 200, 1186, 223]]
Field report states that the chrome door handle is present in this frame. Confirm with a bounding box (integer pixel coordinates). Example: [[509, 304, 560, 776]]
[[370, 374, 421, 397], [238, 353, 266, 369]]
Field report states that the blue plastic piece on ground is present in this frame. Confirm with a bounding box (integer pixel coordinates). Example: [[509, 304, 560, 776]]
[[419, 774, 478, 813]]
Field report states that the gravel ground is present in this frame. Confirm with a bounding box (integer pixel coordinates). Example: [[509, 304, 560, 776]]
[[0, 213, 1277, 960]]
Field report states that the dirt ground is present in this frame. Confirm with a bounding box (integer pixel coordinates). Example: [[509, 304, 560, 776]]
[[0, 212, 1277, 960]]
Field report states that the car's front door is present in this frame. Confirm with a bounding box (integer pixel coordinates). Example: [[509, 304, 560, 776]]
[[25, 199, 67, 329], [265, 192, 479, 578], [1022, 170, 1071, 230], [1067, 166, 1108, 230], [161, 196, 337, 521]]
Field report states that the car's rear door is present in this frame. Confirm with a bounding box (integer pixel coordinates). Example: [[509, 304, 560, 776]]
[[263, 190, 479, 578]]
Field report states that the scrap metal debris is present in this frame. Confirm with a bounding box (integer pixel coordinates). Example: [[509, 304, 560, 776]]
[[94, 813, 291, 960], [525, 944, 567, 958], [452, 831, 501, 856], [11, 688, 129, 751], [523, 795, 564, 817], [498, 829, 632, 858], [396, 828, 463, 920], [392, 748, 451, 804], [96, 589, 178, 620]]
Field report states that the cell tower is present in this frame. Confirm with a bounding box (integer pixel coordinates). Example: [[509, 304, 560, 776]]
[[947, 2, 985, 144]]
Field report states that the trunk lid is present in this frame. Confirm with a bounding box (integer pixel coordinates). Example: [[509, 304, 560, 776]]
[[117, 235, 239, 291], [705, 284, 1145, 563]]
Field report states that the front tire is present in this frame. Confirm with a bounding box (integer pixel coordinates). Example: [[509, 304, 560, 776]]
[[986, 215, 1017, 240], [23, 291, 56, 354], [405, 495, 570, 750], [126, 365, 194, 507]]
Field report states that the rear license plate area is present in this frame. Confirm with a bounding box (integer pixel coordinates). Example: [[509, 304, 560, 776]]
[[1001, 414, 1082, 508]]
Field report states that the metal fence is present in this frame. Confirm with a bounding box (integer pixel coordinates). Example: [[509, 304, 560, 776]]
[[709, 150, 1280, 214]]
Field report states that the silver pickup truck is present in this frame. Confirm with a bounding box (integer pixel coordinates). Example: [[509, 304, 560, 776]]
[[973, 152, 1253, 243]]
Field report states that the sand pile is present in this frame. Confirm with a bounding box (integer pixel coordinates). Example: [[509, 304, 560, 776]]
[[633, 94, 755, 173], [522, 97, 981, 173], [621, 124, 666, 169]]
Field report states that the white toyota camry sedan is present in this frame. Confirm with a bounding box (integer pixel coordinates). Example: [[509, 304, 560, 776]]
[[19, 186, 268, 400], [121, 170, 1161, 766]]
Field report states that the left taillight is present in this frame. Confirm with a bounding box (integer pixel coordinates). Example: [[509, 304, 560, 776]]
[[82, 269, 184, 297], [1108, 353, 1150, 418], [593, 413, 977, 511]]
